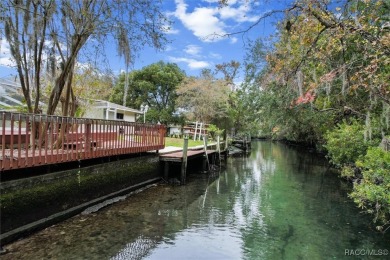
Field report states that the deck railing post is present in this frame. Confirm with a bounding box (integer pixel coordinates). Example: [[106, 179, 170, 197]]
[[143, 126, 146, 147], [17, 114, 22, 167], [161, 125, 166, 147], [85, 120, 91, 157], [1, 112, 5, 170], [10, 113, 14, 168]]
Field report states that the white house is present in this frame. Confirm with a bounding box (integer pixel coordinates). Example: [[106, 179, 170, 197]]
[[0, 79, 144, 123], [167, 124, 182, 136], [83, 99, 144, 122]]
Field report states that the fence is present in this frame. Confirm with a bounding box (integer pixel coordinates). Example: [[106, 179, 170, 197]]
[[0, 112, 166, 171]]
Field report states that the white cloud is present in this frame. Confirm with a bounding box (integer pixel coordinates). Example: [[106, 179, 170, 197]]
[[0, 40, 15, 67], [174, 0, 227, 42], [209, 52, 222, 59], [163, 25, 180, 34], [218, 1, 259, 23], [0, 39, 67, 68], [169, 56, 210, 69], [203, 0, 239, 4], [174, 0, 259, 42], [230, 37, 238, 44], [184, 45, 202, 56], [0, 39, 88, 76], [164, 45, 174, 52]]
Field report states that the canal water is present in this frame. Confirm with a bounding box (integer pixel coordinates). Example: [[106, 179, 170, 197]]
[[2, 141, 389, 259]]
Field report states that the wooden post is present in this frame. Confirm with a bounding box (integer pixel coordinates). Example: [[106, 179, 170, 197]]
[[164, 161, 169, 180], [217, 135, 221, 165], [211, 153, 216, 165], [193, 121, 198, 141], [198, 122, 203, 141], [202, 156, 207, 172], [224, 137, 228, 161], [181, 136, 188, 185], [203, 134, 210, 172]]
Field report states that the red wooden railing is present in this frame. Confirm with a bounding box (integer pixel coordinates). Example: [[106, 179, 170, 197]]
[[0, 112, 166, 171]]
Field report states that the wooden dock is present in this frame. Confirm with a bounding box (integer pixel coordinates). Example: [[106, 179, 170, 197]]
[[231, 137, 251, 151], [159, 149, 216, 163], [160, 136, 226, 185]]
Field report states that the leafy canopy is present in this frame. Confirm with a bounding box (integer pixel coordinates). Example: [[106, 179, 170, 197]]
[[176, 69, 231, 124], [110, 61, 185, 124]]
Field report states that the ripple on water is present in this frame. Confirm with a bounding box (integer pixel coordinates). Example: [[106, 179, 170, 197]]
[[2, 141, 390, 260]]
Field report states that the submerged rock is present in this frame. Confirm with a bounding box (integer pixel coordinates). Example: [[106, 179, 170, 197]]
[[168, 178, 181, 186]]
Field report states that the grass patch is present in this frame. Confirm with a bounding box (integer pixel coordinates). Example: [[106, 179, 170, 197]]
[[165, 137, 204, 147]]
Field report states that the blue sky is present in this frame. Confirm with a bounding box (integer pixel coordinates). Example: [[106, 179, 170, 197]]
[[128, 0, 287, 81], [0, 0, 290, 82]]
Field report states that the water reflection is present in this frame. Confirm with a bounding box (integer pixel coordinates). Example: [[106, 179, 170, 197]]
[[2, 141, 389, 259]]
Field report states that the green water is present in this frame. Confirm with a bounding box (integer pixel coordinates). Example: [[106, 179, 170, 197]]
[[2, 141, 389, 259]]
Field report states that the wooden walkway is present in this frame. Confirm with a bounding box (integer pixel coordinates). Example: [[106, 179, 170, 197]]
[[159, 149, 216, 162], [1, 141, 162, 171], [1, 112, 166, 172]]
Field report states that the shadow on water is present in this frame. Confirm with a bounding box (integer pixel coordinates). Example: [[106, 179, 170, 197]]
[[1, 141, 389, 259]]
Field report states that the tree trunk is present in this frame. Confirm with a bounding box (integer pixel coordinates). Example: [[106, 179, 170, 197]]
[[63, 61, 76, 117], [46, 34, 87, 116], [54, 60, 77, 149]]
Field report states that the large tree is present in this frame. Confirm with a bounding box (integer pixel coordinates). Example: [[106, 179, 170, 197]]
[[176, 69, 231, 124], [110, 61, 185, 124], [228, 0, 389, 143], [1, 0, 169, 116], [71, 66, 115, 117], [235, 0, 390, 231], [215, 60, 240, 91], [2, 0, 55, 114]]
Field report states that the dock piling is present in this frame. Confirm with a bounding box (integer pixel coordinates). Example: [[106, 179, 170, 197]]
[[180, 136, 188, 184], [217, 135, 221, 165], [203, 134, 210, 172], [164, 161, 169, 180]]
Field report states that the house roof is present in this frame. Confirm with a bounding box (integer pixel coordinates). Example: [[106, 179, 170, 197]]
[[90, 99, 144, 114], [0, 77, 25, 108], [0, 78, 143, 115]]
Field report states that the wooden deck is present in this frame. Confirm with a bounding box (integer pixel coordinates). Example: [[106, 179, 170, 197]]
[[159, 149, 216, 162], [1, 112, 166, 172], [159, 136, 225, 185], [1, 141, 162, 171], [160, 148, 218, 185]]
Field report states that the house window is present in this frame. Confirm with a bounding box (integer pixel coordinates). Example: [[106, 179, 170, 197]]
[[116, 113, 124, 120]]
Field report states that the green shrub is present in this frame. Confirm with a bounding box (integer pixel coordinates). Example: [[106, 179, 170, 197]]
[[340, 165, 356, 179], [324, 120, 369, 167], [350, 147, 390, 231], [207, 124, 224, 141]]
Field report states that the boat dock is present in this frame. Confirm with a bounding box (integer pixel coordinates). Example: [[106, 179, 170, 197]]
[[159, 149, 216, 163], [159, 137, 227, 184]]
